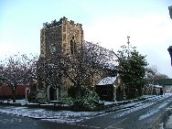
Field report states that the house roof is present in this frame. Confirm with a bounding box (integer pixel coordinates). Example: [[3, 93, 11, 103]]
[[97, 77, 116, 86]]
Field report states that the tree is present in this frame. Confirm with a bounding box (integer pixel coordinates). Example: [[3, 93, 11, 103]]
[[61, 42, 115, 97], [145, 66, 169, 85], [0, 54, 38, 102], [37, 41, 116, 100], [116, 45, 147, 99]]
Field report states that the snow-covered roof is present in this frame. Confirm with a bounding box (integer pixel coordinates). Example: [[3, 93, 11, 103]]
[[147, 84, 162, 88], [97, 77, 116, 86], [154, 85, 162, 88]]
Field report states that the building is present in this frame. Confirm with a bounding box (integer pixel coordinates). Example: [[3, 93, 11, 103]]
[[40, 17, 84, 59], [0, 84, 30, 100], [96, 77, 117, 101], [143, 84, 163, 95], [153, 79, 172, 93], [38, 17, 84, 101], [37, 17, 115, 102]]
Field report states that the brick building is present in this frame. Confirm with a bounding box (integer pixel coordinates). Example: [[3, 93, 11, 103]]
[[0, 84, 30, 99]]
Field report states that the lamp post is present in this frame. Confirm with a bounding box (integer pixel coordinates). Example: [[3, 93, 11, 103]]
[[168, 46, 172, 66], [168, 6, 172, 66], [169, 6, 172, 19]]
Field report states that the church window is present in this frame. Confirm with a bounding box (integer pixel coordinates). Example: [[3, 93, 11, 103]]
[[70, 36, 77, 54]]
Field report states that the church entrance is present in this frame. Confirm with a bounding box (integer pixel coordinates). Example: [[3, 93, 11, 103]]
[[47, 86, 59, 101], [49, 87, 56, 100]]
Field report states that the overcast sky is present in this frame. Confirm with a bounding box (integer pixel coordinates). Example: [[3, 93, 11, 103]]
[[1, 0, 172, 77]]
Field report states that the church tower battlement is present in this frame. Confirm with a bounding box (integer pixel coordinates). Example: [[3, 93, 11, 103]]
[[40, 17, 84, 60]]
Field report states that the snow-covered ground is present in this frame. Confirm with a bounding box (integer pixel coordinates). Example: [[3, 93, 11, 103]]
[[0, 94, 171, 124], [0, 99, 29, 106], [0, 106, 98, 124]]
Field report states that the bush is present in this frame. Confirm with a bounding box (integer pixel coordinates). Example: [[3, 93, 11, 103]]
[[60, 97, 74, 105], [68, 86, 100, 111], [35, 90, 47, 103], [27, 92, 36, 102]]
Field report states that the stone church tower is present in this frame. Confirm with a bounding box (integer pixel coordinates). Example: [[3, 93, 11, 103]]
[[39, 17, 84, 101], [40, 17, 84, 59]]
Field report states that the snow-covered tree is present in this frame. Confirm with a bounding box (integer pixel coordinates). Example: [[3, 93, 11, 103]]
[[145, 67, 169, 86], [0, 54, 38, 102], [37, 42, 116, 99], [61, 42, 116, 97]]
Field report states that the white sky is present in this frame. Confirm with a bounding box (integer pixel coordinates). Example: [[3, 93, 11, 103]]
[[0, 0, 172, 77]]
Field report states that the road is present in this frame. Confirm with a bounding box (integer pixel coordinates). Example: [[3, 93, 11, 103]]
[[79, 95, 172, 129], [0, 95, 172, 129]]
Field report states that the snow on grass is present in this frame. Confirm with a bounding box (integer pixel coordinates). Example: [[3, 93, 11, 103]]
[[42, 118, 83, 124], [0, 99, 29, 106], [15, 99, 29, 105], [0, 106, 98, 123], [100, 101, 116, 106]]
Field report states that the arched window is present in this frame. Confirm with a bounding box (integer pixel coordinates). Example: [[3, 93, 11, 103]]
[[70, 36, 77, 54]]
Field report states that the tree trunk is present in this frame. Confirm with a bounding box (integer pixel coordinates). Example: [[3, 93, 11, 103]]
[[11, 84, 17, 102], [12, 89, 16, 102]]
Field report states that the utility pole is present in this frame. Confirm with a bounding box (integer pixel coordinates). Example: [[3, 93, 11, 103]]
[[127, 36, 130, 57]]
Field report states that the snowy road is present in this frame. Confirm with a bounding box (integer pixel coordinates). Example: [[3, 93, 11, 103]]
[[0, 95, 172, 129], [79, 94, 172, 129]]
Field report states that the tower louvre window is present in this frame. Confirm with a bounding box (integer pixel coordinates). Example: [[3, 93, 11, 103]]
[[70, 40, 76, 55]]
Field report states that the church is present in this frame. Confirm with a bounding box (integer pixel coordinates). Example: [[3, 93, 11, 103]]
[[36, 17, 116, 101]]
